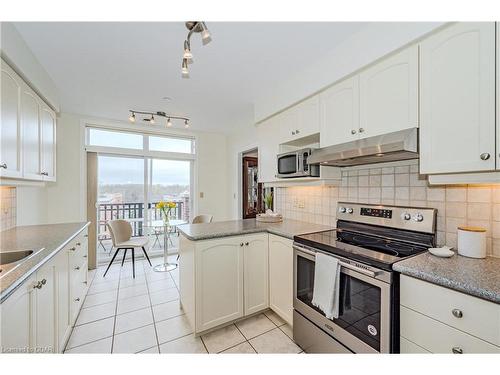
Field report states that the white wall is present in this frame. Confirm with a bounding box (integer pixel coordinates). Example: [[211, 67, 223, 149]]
[[16, 186, 48, 226], [37, 113, 230, 225], [254, 22, 446, 122], [0, 22, 60, 111]]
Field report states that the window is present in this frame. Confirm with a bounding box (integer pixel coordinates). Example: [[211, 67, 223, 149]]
[[88, 128, 143, 149], [149, 135, 194, 154]]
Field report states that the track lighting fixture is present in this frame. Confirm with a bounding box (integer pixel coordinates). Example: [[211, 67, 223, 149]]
[[183, 40, 193, 61], [128, 110, 190, 129], [128, 112, 136, 123], [181, 59, 189, 78], [181, 21, 212, 78]]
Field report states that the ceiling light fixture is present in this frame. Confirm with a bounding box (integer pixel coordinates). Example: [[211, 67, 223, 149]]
[[181, 21, 212, 78], [128, 110, 190, 129]]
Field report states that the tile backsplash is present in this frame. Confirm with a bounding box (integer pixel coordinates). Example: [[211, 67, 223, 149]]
[[274, 161, 500, 257], [0, 187, 17, 231]]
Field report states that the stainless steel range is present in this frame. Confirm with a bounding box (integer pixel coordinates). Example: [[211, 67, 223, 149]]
[[293, 202, 437, 354]]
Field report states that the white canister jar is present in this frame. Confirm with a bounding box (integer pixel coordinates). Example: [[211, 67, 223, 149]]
[[457, 226, 487, 259]]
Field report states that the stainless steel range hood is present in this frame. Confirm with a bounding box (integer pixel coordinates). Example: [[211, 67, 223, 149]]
[[308, 128, 418, 167]]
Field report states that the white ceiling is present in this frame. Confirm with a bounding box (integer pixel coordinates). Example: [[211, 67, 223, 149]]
[[13, 22, 367, 133]]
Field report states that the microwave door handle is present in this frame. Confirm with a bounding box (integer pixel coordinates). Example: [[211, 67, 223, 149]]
[[297, 154, 301, 173]]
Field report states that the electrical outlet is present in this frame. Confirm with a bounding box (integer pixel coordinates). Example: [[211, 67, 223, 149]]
[[199, 192, 204, 198]]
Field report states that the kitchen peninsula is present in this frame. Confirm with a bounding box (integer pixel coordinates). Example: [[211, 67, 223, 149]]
[[176, 218, 331, 334]]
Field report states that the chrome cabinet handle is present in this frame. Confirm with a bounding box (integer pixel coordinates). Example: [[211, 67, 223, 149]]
[[480, 153, 490, 160], [74, 266, 80, 270], [359, 128, 365, 133], [83, 281, 88, 285], [76, 242, 81, 246], [40, 171, 49, 176], [295, 129, 300, 134], [452, 309, 463, 318], [0, 163, 7, 169], [74, 298, 80, 302], [83, 255, 87, 258], [291, 131, 296, 135], [240, 243, 244, 247], [69, 247, 76, 251], [84, 234, 88, 238], [351, 129, 357, 135], [452, 347, 463, 354], [245, 242, 249, 246]]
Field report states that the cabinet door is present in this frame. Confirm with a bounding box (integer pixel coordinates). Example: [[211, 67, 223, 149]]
[[195, 237, 244, 332], [0, 275, 35, 352], [280, 96, 320, 143], [257, 116, 280, 183], [243, 234, 269, 315], [21, 88, 42, 180], [34, 260, 56, 353], [268, 234, 293, 325], [55, 249, 70, 352], [0, 61, 22, 178], [319, 76, 360, 147], [40, 104, 56, 181], [359, 45, 418, 138], [420, 23, 496, 174]]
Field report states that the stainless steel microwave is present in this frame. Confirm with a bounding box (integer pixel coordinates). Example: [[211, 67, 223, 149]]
[[276, 148, 320, 178]]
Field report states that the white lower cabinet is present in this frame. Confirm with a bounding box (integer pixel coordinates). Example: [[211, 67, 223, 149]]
[[400, 275, 500, 353], [243, 234, 269, 315], [0, 274, 35, 352], [195, 236, 245, 332], [268, 234, 294, 325], [0, 227, 88, 353], [181, 232, 287, 334]]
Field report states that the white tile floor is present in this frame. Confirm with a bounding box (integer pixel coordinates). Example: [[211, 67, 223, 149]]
[[64, 256, 302, 354]]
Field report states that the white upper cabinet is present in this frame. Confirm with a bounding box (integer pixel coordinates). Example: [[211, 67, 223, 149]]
[[257, 116, 280, 183], [40, 104, 56, 181], [1, 61, 22, 178], [1, 58, 57, 183], [359, 45, 418, 138], [21, 88, 42, 180], [319, 76, 360, 147], [420, 23, 496, 174], [280, 96, 320, 143]]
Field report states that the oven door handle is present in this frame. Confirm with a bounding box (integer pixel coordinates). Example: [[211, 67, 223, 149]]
[[294, 244, 379, 278]]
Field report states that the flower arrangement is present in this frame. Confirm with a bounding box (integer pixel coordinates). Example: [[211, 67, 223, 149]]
[[157, 201, 177, 224], [264, 193, 273, 212]]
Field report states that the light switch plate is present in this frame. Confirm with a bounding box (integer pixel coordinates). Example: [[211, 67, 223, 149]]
[[200, 192, 204, 198]]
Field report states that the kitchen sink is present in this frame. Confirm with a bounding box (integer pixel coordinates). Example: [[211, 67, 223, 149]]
[[0, 250, 35, 266]]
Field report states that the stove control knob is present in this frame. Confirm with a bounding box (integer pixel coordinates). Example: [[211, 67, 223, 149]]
[[338, 206, 346, 213], [346, 207, 354, 214], [413, 213, 424, 222], [402, 212, 411, 221]]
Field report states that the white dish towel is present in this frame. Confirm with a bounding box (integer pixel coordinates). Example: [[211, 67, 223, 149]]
[[311, 252, 341, 320]]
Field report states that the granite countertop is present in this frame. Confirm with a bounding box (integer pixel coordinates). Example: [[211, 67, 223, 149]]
[[177, 218, 333, 241], [0, 222, 90, 302], [393, 252, 500, 304]]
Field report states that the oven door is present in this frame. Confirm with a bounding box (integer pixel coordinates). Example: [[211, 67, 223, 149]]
[[293, 245, 392, 353]]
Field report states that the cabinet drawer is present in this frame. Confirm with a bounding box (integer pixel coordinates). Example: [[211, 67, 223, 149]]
[[401, 306, 500, 353], [400, 336, 430, 353], [400, 275, 500, 345]]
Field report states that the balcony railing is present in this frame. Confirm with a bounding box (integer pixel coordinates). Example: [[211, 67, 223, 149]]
[[98, 201, 187, 237]]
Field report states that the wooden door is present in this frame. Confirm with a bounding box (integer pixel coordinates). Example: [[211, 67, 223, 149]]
[[242, 156, 261, 219]]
